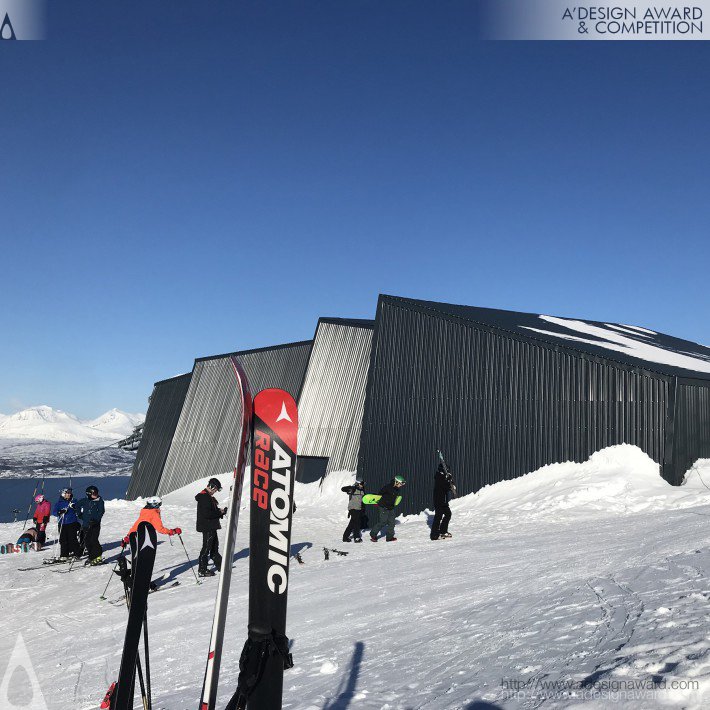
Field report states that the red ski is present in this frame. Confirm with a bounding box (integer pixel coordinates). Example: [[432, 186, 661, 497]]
[[100, 681, 116, 709], [225, 388, 298, 710]]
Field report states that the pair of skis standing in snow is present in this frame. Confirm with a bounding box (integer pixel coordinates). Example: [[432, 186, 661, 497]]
[[104, 358, 297, 710], [341, 450, 456, 543]]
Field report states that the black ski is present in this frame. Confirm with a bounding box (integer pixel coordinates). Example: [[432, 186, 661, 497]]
[[112, 521, 157, 710], [225, 388, 298, 710], [436, 449, 458, 497]]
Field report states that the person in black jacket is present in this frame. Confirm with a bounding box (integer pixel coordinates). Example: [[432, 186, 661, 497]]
[[195, 477, 226, 577], [431, 463, 455, 540], [370, 476, 405, 542], [341, 479, 365, 543], [75, 486, 105, 565]]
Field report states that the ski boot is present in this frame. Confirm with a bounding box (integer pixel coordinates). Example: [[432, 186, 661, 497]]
[[198, 569, 215, 578], [370, 536, 378, 543], [440, 532, 452, 539], [386, 537, 397, 542], [89, 555, 104, 566], [354, 538, 363, 543]]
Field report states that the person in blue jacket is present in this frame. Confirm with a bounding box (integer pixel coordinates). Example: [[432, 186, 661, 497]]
[[53, 488, 81, 560], [75, 485, 105, 565]]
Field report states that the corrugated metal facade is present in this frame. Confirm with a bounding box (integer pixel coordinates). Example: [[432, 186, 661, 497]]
[[297, 319, 374, 476], [357, 296, 707, 515], [156, 341, 312, 496], [673, 380, 710, 484], [126, 373, 192, 500]]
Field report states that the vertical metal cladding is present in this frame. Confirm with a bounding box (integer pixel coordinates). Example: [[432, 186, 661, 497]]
[[674, 380, 710, 484], [126, 373, 192, 500], [156, 342, 311, 496], [358, 298, 671, 515], [297, 319, 374, 475]]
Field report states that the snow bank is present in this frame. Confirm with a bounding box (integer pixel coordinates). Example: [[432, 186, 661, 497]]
[[451, 445, 710, 520]]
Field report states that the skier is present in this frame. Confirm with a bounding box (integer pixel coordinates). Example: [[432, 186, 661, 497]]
[[122, 496, 181, 544], [341, 479, 365, 543], [195, 477, 226, 577], [431, 463, 455, 540], [53, 488, 82, 559], [370, 475, 406, 542], [75, 485, 105, 565], [32, 494, 52, 548]]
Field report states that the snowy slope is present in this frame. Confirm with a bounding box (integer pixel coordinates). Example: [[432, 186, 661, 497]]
[[0, 406, 141, 443], [85, 409, 144, 438], [3, 446, 710, 709]]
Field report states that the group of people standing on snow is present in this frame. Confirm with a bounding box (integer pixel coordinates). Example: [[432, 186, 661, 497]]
[[340, 461, 456, 543], [19, 485, 106, 564], [16, 476, 225, 579]]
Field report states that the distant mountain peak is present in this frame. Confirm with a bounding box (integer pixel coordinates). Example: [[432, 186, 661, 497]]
[[0, 405, 145, 443]]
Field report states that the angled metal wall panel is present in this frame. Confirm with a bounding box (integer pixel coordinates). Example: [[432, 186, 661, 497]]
[[674, 380, 710, 484], [157, 341, 312, 496], [358, 297, 671, 515], [126, 373, 192, 500], [297, 319, 374, 476]]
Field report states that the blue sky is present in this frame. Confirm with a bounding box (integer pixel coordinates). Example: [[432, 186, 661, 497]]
[[2, 2, 709, 418]]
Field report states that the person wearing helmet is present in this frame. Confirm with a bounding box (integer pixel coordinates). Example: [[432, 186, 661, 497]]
[[122, 496, 181, 546], [195, 478, 226, 577], [53, 487, 81, 559], [370, 476, 406, 543], [32, 494, 52, 548], [74, 485, 105, 565], [341, 479, 365, 543]]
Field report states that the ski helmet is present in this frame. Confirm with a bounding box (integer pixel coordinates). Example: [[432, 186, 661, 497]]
[[34, 494, 45, 503], [394, 475, 406, 485], [145, 496, 162, 509], [207, 477, 222, 492], [60, 488, 72, 496], [86, 485, 99, 497]]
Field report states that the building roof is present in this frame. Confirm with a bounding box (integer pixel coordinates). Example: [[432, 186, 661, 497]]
[[194, 339, 314, 364], [381, 295, 710, 382]]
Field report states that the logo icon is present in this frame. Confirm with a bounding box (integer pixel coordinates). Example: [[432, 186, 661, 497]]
[[1, 12, 16, 39], [276, 401, 292, 423], [0, 633, 49, 709]]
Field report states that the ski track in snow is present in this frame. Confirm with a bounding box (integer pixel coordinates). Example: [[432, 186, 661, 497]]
[[1, 447, 710, 708]]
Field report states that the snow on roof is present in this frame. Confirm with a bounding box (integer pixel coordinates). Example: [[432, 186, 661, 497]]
[[523, 315, 710, 378], [383, 296, 710, 381]]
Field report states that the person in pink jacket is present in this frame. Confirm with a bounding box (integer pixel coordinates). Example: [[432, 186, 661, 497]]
[[33, 494, 52, 548]]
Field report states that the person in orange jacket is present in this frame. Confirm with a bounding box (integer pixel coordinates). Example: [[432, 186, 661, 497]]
[[122, 497, 181, 548]]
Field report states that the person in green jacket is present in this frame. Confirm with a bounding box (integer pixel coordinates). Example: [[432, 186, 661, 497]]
[[370, 475, 405, 542]]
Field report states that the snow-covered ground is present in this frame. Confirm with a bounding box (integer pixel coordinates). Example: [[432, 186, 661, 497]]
[[3, 445, 710, 709]]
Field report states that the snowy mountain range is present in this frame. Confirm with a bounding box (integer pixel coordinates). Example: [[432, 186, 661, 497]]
[[0, 405, 144, 443]]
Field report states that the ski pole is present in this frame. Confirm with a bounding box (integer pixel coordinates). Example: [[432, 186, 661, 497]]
[[21, 479, 40, 531], [143, 612, 152, 710], [177, 534, 201, 585], [100, 558, 122, 600]]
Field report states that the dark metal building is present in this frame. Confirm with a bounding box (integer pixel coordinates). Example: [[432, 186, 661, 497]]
[[358, 295, 710, 515], [126, 373, 192, 500], [296, 318, 375, 482], [156, 341, 312, 496]]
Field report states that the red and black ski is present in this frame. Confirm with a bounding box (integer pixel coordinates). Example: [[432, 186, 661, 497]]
[[225, 388, 298, 710], [198, 356, 252, 710]]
